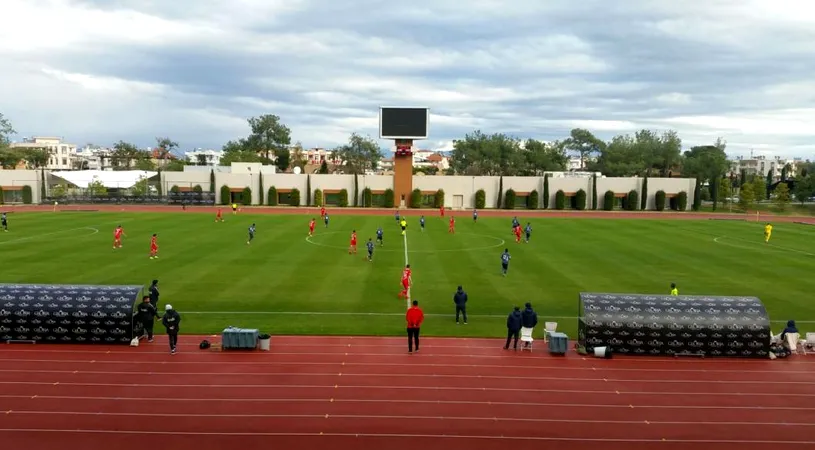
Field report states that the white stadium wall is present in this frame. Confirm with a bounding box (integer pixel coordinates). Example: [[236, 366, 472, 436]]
[[0, 169, 695, 210]]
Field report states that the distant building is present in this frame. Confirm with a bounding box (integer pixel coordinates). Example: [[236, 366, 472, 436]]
[[729, 155, 804, 181], [9, 136, 77, 170], [185, 149, 223, 167], [75, 146, 114, 171]]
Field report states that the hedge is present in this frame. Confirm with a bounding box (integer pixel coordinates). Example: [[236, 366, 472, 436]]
[[528, 190, 539, 209], [353, 173, 359, 207], [384, 188, 395, 208], [362, 187, 372, 207], [338, 189, 348, 207], [434, 189, 444, 208], [603, 190, 614, 211], [22, 185, 33, 204], [410, 188, 422, 208], [306, 175, 312, 206], [496, 176, 503, 208], [591, 174, 598, 210], [677, 191, 688, 211], [640, 175, 648, 210], [655, 190, 666, 211], [290, 188, 301, 206], [193, 185, 203, 193], [170, 185, 180, 194], [268, 186, 278, 206], [475, 189, 486, 209], [241, 187, 252, 206], [626, 190, 638, 211], [220, 185, 231, 205], [554, 190, 565, 210], [258, 175, 264, 205], [504, 189, 516, 209], [314, 189, 323, 207], [0, 186, 4, 204], [543, 174, 550, 209], [575, 189, 587, 210]]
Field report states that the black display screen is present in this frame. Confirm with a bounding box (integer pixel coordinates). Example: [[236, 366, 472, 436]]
[[380, 107, 428, 139]]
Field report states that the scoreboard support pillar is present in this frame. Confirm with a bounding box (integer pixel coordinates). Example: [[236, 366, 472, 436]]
[[393, 139, 413, 209]]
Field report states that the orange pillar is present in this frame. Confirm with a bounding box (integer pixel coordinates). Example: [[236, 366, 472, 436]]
[[393, 144, 413, 209]]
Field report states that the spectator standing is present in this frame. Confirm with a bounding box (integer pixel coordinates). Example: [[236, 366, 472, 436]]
[[520, 302, 538, 349], [161, 304, 182, 354], [453, 285, 468, 324], [149, 280, 160, 308], [670, 283, 678, 296], [505, 306, 522, 350], [136, 296, 160, 342], [406, 300, 424, 353]]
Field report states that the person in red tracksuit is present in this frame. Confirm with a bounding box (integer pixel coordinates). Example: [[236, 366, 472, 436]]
[[406, 300, 424, 353]]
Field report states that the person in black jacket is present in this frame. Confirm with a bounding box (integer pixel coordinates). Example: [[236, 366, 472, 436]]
[[520, 302, 538, 349], [136, 296, 160, 342], [149, 280, 160, 308], [453, 285, 468, 324], [505, 306, 522, 350], [161, 304, 181, 354]]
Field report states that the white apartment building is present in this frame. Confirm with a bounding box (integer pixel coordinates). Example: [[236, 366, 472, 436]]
[[185, 149, 224, 166], [729, 155, 804, 181], [75, 146, 115, 170], [9, 136, 77, 170]]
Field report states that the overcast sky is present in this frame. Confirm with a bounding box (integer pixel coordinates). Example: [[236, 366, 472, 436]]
[[2, 0, 814, 158]]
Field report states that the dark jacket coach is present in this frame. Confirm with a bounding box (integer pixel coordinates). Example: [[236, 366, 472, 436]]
[[453, 285, 468, 324]]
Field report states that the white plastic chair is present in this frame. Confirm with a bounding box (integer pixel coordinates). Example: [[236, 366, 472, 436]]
[[786, 333, 802, 354], [802, 333, 815, 354], [520, 327, 534, 351], [543, 322, 558, 342]]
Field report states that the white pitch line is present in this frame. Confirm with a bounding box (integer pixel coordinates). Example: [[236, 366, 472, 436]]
[[4, 393, 814, 411], [713, 235, 815, 257], [6, 410, 815, 427], [0, 226, 99, 246], [1, 369, 810, 385], [2, 358, 811, 374], [0, 429, 811, 444]]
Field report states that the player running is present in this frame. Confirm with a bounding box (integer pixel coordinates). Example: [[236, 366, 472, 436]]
[[514, 224, 522, 243], [320, 206, 326, 219], [400, 218, 407, 236], [395, 210, 400, 223], [501, 248, 511, 276], [349, 230, 358, 254], [149, 234, 159, 259], [511, 217, 520, 233], [215, 208, 224, 222], [764, 223, 773, 243], [440, 204, 444, 217], [524, 223, 532, 243], [247, 223, 256, 245], [366, 238, 375, 261], [448, 216, 455, 234], [398, 264, 412, 299], [376, 226, 384, 246], [324, 213, 330, 228], [113, 225, 126, 249], [473, 209, 478, 223], [308, 218, 316, 237], [232, 203, 238, 215], [419, 215, 425, 232], [1, 212, 7, 232]]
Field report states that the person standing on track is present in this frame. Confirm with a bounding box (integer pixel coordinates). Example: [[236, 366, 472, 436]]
[[520, 302, 538, 350], [149, 280, 160, 308], [136, 296, 160, 342], [406, 300, 424, 353], [453, 285, 468, 324], [504, 306, 522, 350], [162, 304, 181, 354]]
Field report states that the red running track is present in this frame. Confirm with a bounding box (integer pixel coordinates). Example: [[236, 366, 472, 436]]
[[1, 335, 814, 450]]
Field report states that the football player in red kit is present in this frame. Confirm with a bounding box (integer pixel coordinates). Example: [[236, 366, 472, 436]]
[[113, 225, 125, 249], [514, 224, 522, 243], [149, 234, 159, 259], [216, 208, 224, 222], [398, 264, 412, 299], [308, 218, 316, 237], [349, 230, 357, 254], [448, 216, 455, 234]]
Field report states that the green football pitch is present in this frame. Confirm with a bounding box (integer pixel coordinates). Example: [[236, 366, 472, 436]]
[[2, 211, 814, 337]]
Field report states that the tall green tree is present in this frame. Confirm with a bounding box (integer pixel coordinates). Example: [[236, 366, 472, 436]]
[[773, 182, 791, 210], [792, 175, 814, 204], [450, 131, 524, 175], [764, 169, 773, 200], [334, 133, 383, 174], [111, 141, 145, 170], [752, 176, 767, 203], [521, 139, 568, 174], [21, 148, 50, 168], [319, 160, 329, 174], [564, 128, 605, 170], [154, 137, 179, 161], [682, 139, 729, 210], [738, 182, 755, 211], [246, 114, 291, 171], [0, 113, 19, 169], [718, 176, 732, 204], [289, 141, 307, 171]]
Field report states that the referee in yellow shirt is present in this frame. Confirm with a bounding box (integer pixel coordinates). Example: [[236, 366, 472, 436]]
[[670, 283, 678, 296], [400, 218, 407, 236], [764, 223, 773, 243]]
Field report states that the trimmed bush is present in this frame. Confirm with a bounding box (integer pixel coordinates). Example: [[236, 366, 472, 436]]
[[603, 190, 614, 211], [410, 188, 422, 208], [362, 187, 372, 207], [591, 174, 598, 210], [193, 184, 203, 193], [306, 175, 312, 206], [626, 190, 638, 211], [258, 175, 264, 205], [268, 186, 278, 206], [353, 174, 359, 207], [475, 189, 486, 209], [170, 185, 181, 194], [677, 191, 688, 211], [338, 188, 349, 207], [0, 186, 4, 204], [22, 185, 33, 204], [555, 190, 566, 210], [504, 189, 516, 209], [290, 188, 301, 206], [434, 189, 445, 208], [640, 176, 648, 210], [692, 179, 702, 211], [209, 169, 215, 193], [655, 190, 666, 211], [314, 189, 324, 207], [220, 185, 230, 205], [575, 189, 587, 210], [384, 188, 395, 208], [241, 187, 252, 206], [543, 174, 550, 209], [528, 190, 539, 209]]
